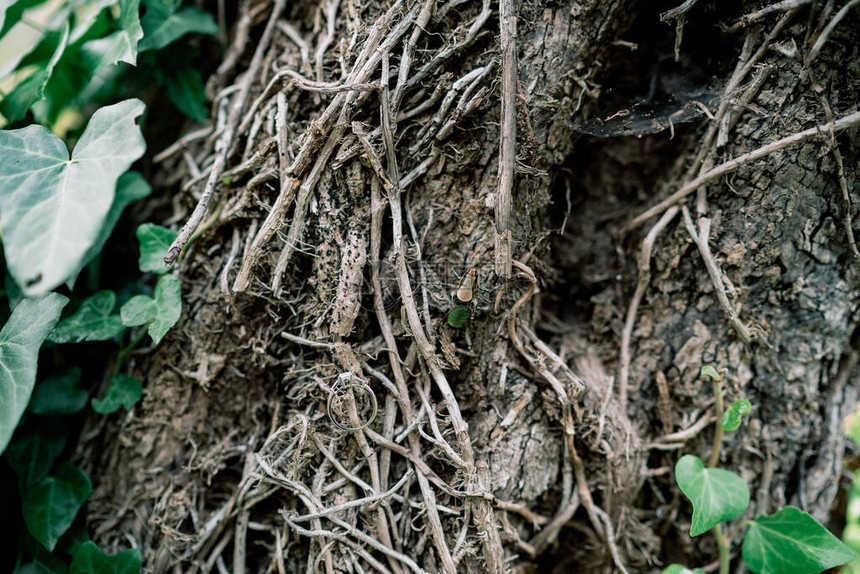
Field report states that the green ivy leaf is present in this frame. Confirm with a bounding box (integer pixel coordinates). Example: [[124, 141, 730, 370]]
[[21, 463, 92, 551], [136, 223, 177, 274], [139, 1, 219, 52], [21, 528, 72, 573], [0, 0, 50, 39], [81, 0, 143, 68], [30, 367, 89, 415], [70, 541, 141, 574], [700, 366, 720, 381], [721, 399, 752, 432], [55, 514, 91, 557], [48, 292, 125, 344], [120, 275, 181, 345], [662, 566, 706, 574], [6, 265, 23, 311], [0, 22, 69, 123], [0, 99, 146, 295], [0, 293, 68, 454], [92, 374, 142, 414], [164, 63, 207, 122], [675, 454, 750, 536], [743, 506, 856, 574], [68, 171, 152, 288], [18, 559, 70, 574], [4, 422, 67, 487]]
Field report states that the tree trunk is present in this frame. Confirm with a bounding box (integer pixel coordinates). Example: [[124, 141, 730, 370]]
[[81, 0, 860, 572]]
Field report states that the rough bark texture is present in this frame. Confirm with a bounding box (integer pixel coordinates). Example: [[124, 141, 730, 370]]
[[80, 0, 860, 572]]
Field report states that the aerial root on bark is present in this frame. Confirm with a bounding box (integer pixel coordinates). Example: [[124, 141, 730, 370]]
[[145, 0, 668, 570], [619, 11, 860, 446], [164, 0, 288, 268]]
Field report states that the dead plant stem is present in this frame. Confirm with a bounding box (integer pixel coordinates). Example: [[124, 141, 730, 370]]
[[681, 207, 752, 342], [619, 206, 679, 411], [165, 0, 287, 267], [629, 109, 860, 230], [495, 0, 517, 277]]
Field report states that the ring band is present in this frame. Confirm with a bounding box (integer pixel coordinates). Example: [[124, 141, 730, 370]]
[[327, 373, 378, 432]]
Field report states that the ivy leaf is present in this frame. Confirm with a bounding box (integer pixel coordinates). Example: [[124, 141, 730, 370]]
[[19, 551, 70, 574], [30, 367, 89, 415], [21, 528, 72, 574], [164, 63, 207, 122], [139, 0, 219, 52], [6, 265, 23, 311], [4, 421, 67, 487], [92, 374, 142, 414], [0, 22, 69, 123], [49, 291, 124, 344], [743, 506, 856, 574], [0, 99, 146, 295], [68, 171, 152, 288], [81, 0, 143, 68], [136, 223, 177, 274], [71, 541, 141, 574], [21, 462, 92, 551], [55, 515, 91, 557], [48, 292, 125, 344], [0, 293, 68, 454], [19, 558, 70, 574], [120, 275, 181, 345], [662, 566, 706, 574], [721, 399, 752, 432], [675, 454, 750, 536], [0, 0, 50, 39]]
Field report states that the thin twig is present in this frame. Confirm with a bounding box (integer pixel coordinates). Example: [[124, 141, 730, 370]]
[[280, 331, 335, 349], [681, 207, 752, 342], [690, 12, 797, 177], [652, 413, 715, 444], [495, 0, 517, 277], [380, 52, 475, 472], [660, 0, 697, 21], [284, 514, 429, 574], [619, 207, 680, 411], [165, 0, 287, 267], [527, 492, 581, 554], [727, 0, 813, 33], [628, 109, 860, 230], [291, 471, 413, 523], [405, 196, 436, 345], [154, 126, 214, 163], [817, 93, 860, 259], [717, 64, 776, 148], [564, 408, 630, 574], [805, 0, 860, 66]]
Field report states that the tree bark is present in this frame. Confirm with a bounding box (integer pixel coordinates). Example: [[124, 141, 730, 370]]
[[81, 0, 860, 572]]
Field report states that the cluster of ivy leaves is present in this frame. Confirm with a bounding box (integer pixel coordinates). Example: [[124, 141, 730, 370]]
[[665, 367, 856, 574], [0, 1, 217, 572]]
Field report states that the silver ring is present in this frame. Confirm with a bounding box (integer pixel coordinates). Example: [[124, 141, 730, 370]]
[[327, 372, 378, 432]]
